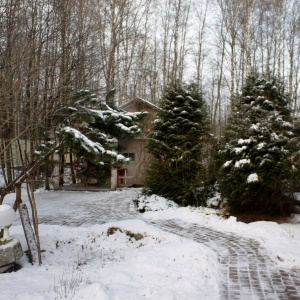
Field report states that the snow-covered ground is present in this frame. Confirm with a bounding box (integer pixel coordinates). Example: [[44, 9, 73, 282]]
[[1, 188, 300, 299]]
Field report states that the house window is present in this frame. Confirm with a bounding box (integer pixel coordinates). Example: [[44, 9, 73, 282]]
[[122, 152, 135, 161]]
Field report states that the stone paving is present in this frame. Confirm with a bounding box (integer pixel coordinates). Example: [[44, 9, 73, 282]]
[[149, 219, 300, 300], [28, 189, 300, 299]]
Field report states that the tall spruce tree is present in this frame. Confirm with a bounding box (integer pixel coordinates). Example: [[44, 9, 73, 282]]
[[56, 90, 147, 184], [218, 73, 300, 215], [145, 83, 210, 205]]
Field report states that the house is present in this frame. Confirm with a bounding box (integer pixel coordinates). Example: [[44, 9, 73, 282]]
[[112, 98, 158, 188], [1, 98, 158, 191]]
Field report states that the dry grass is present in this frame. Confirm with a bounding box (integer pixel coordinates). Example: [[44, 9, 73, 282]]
[[107, 227, 144, 241]]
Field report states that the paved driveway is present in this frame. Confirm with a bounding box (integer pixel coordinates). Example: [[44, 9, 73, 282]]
[[12, 189, 300, 300]]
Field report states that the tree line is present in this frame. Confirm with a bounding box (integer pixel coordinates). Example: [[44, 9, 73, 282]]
[[1, 0, 300, 186], [146, 74, 300, 216]]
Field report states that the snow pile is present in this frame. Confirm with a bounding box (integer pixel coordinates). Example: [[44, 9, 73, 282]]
[[143, 197, 300, 270], [4, 220, 220, 300], [0, 204, 16, 227], [2, 188, 300, 299], [134, 194, 178, 212], [0, 204, 14, 212]]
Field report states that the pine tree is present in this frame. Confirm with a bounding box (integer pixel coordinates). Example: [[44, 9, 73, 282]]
[[56, 90, 147, 184], [145, 83, 210, 205], [218, 73, 300, 215]]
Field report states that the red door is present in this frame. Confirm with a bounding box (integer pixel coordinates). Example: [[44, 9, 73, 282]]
[[117, 168, 127, 186]]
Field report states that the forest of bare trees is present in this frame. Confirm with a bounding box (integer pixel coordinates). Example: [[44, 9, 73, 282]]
[[1, 0, 300, 184]]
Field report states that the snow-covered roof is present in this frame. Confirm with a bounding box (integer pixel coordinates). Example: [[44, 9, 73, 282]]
[[121, 97, 159, 111]]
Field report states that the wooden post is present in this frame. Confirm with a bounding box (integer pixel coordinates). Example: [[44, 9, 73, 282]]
[[15, 184, 40, 266]]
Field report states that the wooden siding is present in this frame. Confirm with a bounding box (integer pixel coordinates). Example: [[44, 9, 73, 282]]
[[119, 98, 158, 186], [118, 139, 151, 186]]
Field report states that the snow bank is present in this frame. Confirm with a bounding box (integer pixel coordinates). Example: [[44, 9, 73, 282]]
[[143, 198, 300, 270], [135, 194, 178, 212], [5, 220, 220, 300]]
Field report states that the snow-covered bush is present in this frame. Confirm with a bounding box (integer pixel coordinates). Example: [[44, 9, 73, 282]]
[[193, 182, 224, 209], [134, 194, 178, 212]]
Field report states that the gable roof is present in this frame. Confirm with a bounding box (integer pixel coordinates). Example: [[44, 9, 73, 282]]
[[121, 97, 159, 111]]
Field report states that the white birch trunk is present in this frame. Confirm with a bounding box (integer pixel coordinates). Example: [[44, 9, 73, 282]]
[[52, 151, 60, 190]]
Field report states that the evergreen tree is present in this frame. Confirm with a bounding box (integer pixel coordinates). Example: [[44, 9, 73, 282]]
[[57, 90, 147, 184], [145, 83, 210, 205], [218, 73, 300, 215]]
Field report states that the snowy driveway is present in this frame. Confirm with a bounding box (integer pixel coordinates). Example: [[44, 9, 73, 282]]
[[8, 188, 300, 300], [151, 220, 300, 300], [32, 189, 141, 227]]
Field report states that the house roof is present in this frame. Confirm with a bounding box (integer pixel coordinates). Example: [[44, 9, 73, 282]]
[[121, 97, 159, 111]]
